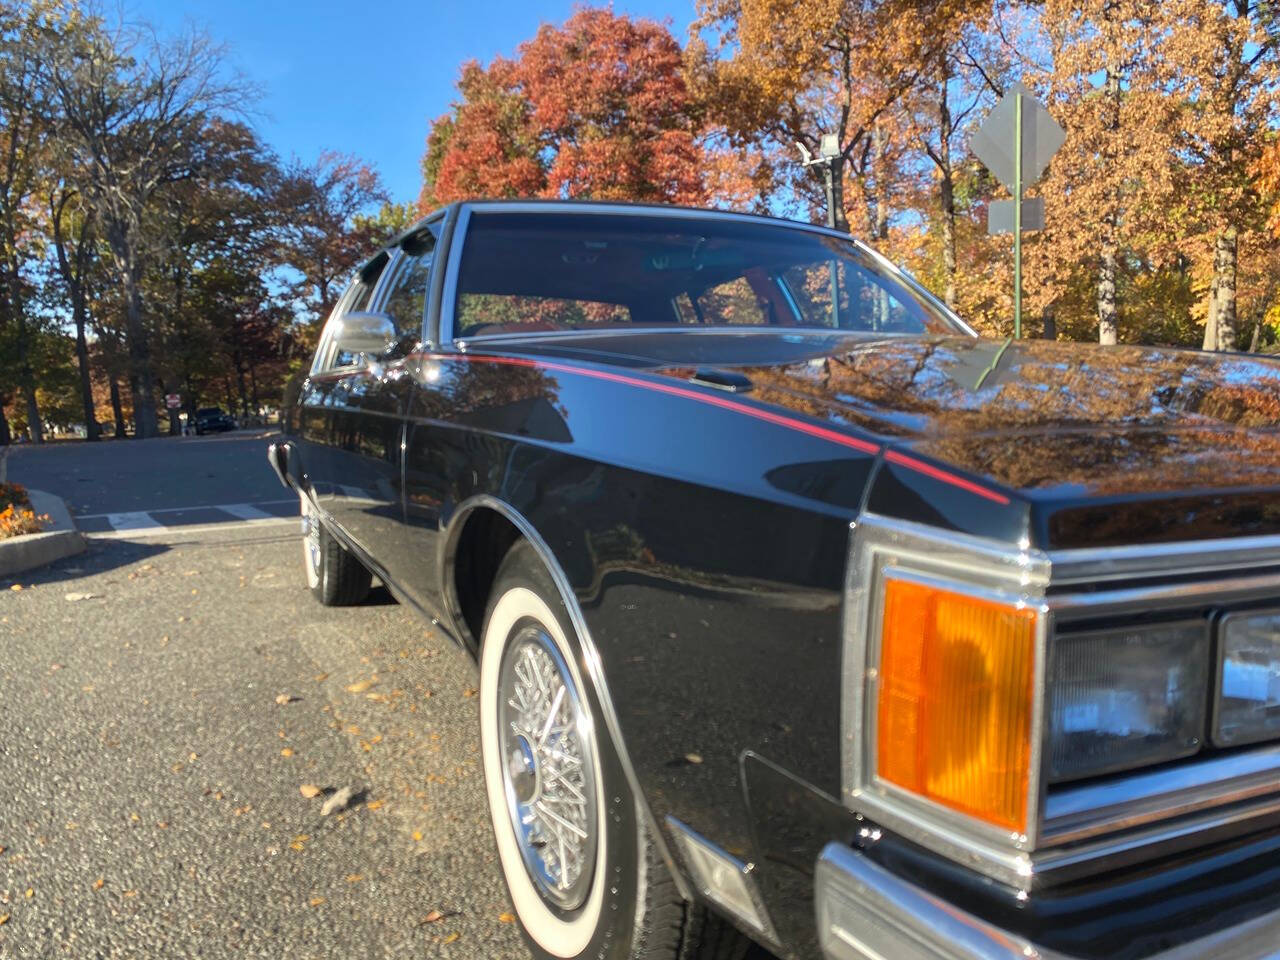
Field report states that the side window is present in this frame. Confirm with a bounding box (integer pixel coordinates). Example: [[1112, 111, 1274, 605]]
[[378, 227, 438, 341]]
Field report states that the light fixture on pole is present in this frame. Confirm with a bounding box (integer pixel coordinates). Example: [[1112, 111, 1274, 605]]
[[797, 134, 843, 325]]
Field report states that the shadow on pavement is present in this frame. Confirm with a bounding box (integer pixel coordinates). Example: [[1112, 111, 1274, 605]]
[[2, 538, 171, 587]]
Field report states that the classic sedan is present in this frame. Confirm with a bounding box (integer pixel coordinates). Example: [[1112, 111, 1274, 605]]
[[267, 201, 1280, 960]]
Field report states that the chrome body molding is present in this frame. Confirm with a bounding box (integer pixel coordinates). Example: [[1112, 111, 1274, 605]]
[[842, 514, 1280, 891], [439, 494, 693, 903], [815, 842, 1280, 960]]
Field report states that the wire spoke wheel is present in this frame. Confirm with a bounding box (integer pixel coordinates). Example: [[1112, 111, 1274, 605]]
[[497, 623, 599, 911]]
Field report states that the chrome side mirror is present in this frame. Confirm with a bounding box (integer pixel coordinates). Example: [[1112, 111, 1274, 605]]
[[332, 311, 396, 356]]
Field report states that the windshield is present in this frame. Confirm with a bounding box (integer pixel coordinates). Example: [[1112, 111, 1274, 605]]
[[453, 210, 964, 339]]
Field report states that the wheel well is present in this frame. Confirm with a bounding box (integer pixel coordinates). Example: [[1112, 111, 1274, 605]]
[[452, 507, 523, 650]]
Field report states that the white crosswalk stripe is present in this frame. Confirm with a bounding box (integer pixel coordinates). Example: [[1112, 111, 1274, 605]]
[[221, 503, 275, 521], [104, 511, 163, 532]]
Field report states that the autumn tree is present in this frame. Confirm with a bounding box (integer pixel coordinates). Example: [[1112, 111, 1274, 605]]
[[422, 9, 711, 207], [44, 13, 252, 437], [1167, 0, 1280, 351], [693, 0, 986, 233], [0, 2, 60, 443], [276, 151, 388, 337]]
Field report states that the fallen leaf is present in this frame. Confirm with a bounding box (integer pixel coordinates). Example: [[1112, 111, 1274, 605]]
[[274, 694, 291, 705], [299, 784, 321, 798], [313, 673, 328, 683], [412, 830, 423, 842], [462, 687, 478, 698], [309, 896, 324, 907], [366, 799, 383, 811], [0, 913, 8, 925], [123, 890, 137, 898], [321, 786, 354, 816], [280, 748, 294, 757], [345, 874, 362, 883], [498, 912, 515, 924], [24, 888, 32, 898], [93, 878, 104, 890], [443, 932, 460, 944], [64, 592, 102, 602], [345, 679, 374, 694], [685, 753, 703, 765], [422, 910, 444, 924], [9, 584, 22, 591]]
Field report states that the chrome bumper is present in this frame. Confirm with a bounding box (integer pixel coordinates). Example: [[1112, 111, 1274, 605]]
[[815, 842, 1280, 960]]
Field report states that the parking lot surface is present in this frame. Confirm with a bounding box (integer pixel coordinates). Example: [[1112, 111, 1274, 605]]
[[0, 434, 531, 959]]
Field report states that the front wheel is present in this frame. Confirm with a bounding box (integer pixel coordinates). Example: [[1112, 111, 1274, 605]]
[[479, 540, 750, 960], [300, 495, 371, 606]]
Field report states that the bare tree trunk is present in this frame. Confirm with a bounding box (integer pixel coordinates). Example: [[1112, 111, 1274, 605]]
[[0, 403, 10, 446], [1097, 30, 1120, 346], [121, 271, 158, 438], [109, 376, 125, 437], [16, 316, 43, 442], [1098, 240, 1118, 345], [1202, 226, 1238, 351], [73, 316, 98, 440], [936, 63, 958, 311]]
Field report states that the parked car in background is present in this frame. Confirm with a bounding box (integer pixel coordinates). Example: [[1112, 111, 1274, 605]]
[[193, 407, 236, 435], [266, 201, 1280, 960]]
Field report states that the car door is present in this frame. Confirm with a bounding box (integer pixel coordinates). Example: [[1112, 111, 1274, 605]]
[[296, 252, 391, 517], [325, 224, 441, 567]]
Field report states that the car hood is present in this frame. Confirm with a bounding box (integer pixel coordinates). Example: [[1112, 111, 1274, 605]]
[[487, 331, 1280, 544]]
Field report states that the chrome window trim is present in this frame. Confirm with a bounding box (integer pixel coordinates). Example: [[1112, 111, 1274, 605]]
[[442, 200, 978, 346], [843, 513, 1280, 892]]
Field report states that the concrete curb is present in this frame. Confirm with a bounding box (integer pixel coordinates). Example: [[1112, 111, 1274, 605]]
[[0, 489, 86, 579]]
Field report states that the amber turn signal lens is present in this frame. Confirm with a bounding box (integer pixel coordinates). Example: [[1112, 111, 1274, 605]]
[[876, 577, 1037, 833]]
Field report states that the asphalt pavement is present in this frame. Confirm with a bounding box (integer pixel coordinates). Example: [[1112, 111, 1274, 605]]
[[0, 432, 531, 959]]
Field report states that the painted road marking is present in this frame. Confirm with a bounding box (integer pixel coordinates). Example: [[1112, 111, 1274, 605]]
[[220, 503, 275, 521], [87, 516, 297, 540], [76, 499, 296, 520], [104, 511, 163, 532]]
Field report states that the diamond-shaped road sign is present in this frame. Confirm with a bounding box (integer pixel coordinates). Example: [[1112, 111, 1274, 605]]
[[971, 82, 1065, 193]]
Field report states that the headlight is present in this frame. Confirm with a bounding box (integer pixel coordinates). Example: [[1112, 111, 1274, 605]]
[[1214, 610, 1280, 747], [1046, 622, 1209, 783]]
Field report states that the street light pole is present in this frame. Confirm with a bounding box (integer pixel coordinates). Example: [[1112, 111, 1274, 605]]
[[798, 134, 843, 326]]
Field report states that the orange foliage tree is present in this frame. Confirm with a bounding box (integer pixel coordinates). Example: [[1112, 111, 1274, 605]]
[[421, 9, 727, 209]]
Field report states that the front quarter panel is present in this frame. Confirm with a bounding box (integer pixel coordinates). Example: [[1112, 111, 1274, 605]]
[[403, 351, 871, 937]]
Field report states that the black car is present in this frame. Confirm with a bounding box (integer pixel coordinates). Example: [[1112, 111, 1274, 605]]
[[193, 407, 235, 435], [266, 201, 1280, 960]]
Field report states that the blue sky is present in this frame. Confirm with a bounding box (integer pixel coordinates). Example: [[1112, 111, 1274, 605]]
[[129, 1, 696, 206]]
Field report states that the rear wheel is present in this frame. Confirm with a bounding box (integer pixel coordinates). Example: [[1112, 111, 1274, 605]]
[[300, 495, 371, 606], [479, 539, 751, 960]]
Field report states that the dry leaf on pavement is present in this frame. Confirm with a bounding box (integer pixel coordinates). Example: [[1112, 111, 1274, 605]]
[[321, 786, 354, 816], [345, 679, 374, 694], [64, 592, 102, 602], [299, 784, 321, 798]]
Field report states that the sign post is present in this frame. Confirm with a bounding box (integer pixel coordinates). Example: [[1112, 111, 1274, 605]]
[[971, 81, 1065, 339]]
